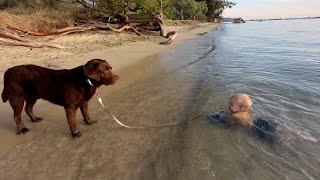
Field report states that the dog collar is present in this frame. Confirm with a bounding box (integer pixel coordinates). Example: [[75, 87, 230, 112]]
[[86, 78, 94, 87]]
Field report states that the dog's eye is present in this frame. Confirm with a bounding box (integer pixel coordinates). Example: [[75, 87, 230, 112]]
[[106, 66, 112, 71]]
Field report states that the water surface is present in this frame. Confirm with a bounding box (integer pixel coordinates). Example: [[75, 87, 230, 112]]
[[105, 19, 320, 179]]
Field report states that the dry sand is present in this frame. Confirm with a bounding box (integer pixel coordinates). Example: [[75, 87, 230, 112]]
[[0, 23, 217, 179]]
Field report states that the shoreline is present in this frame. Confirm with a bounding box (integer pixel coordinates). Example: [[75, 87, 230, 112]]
[[0, 23, 218, 158]]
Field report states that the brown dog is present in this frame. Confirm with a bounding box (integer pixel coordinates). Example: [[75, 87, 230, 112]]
[[1, 59, 119, 137], [227, 93, 254, 127]]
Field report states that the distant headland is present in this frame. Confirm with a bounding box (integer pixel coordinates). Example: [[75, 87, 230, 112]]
[[247, 16, 320, 22], [223, 16, 320, 23]]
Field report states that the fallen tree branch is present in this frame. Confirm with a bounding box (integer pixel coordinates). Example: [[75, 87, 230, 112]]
[[44, 27, 95, 40], [78, 20, 144, 36], [0, 29, 31, 42], [105, 23, 143, 36], [122, 14, 177, 44], [159, 31, 178, 45], [7, 26, 90, 36], [0, 37, 63, 49]]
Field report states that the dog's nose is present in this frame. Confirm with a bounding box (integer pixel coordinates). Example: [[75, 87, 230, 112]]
[[116, 74, 120, 80]]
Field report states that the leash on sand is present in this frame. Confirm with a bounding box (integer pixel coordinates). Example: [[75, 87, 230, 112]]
[[87, 79, 195, 129]]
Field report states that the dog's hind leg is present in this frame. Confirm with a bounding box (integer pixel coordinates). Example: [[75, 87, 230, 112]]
[[9, 96, 29, 134], [25, 96, 43, 122]]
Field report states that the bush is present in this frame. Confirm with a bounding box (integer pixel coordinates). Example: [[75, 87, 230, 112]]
[[165, 0, 207, 20], [0, 0, 19, 10], [1, 0, 235, 22]]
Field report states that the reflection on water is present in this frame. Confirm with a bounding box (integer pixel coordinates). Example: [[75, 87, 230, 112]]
[[104, 19, 320, 179]]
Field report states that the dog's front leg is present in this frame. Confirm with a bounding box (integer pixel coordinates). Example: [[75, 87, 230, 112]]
[[80, 101, 97, 125], [64, 107, 81, 137]]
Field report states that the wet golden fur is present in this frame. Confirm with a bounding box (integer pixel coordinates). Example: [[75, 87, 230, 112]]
[[227, 94, 254, 128]]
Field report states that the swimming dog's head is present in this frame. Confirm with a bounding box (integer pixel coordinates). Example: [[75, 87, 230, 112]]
[[228, 93, 252, 113]]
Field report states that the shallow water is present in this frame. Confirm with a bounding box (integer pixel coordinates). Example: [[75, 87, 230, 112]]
[[104, 19, 320, 179], [1, 19, 319, 179]]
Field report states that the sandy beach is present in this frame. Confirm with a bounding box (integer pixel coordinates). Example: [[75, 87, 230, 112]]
[[0, 23, 217, 179]]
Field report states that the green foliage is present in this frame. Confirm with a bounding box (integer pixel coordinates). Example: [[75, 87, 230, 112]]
[[165, 0, 207, 20], [0, 0, 73, 11], [94, 0, 127, 16], [1, 0, 235, 21], [0, 0, 19, 9], [92, 0, 160, 16], [131, 0, 159, 15], [202, 0, 236, 21], [90, 0, 235, 21]]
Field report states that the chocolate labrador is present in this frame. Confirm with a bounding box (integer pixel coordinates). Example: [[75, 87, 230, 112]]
[[1, 59, 119, 137]]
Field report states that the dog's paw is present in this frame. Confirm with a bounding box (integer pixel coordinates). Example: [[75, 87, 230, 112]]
[[85, 120, 98, 125], [32, 117, 43, 122], [72, 131, 82, 138], [17, 127, 30, 135]]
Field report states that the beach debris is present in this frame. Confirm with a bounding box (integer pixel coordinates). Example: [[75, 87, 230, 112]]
[[0, 29, 63, 49], [159, 31, 177, 45], [103, 13, 177, 45], [0, 11, 177, 48], [6, 26, 94, 37], [77, 20, 143, 36]]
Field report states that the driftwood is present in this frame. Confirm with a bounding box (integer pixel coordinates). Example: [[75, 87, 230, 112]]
[[73, 0, 176, 45], [124, 14, 165, 36], [76, 20, 144, 36], [1, 12, 177, 48], [105, 24, 143, 36], [159, 31, 178, 45], [0, 29, 30, 42], [44, 27, 95, 40], [0, 29, 63, 48], [7, 26, 91, 36], [123, 13, 177, 45], [1, 23, 145, 48], [0, 37, 63, 49]]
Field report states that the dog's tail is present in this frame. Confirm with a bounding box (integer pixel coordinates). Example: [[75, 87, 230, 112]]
[[1, 90, 8, 103], [2, 71, 9, 103]]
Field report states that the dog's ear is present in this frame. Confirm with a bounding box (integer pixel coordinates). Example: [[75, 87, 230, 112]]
[[241, 98, 252, 112], [84, 60, 101, 81]]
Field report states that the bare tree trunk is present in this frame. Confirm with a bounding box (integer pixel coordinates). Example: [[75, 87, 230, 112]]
[[180, 9, 184, 20], [124, 0, 131, 16], [157, 0, 164, 19]]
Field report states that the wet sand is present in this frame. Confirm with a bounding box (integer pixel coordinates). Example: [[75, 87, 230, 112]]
[[0, 23, 217, 179]]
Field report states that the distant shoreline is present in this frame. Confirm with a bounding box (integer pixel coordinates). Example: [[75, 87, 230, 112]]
[[247, 16, 320, 22], [222, 16, 320, 23]]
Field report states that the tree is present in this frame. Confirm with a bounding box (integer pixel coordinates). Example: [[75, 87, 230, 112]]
[[165, 0, 206, 20], [75, 0, 234, 21], [204, 0, 236, 22]]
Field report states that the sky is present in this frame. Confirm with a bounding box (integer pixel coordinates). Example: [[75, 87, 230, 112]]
[[223, 0, 320, 19]]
